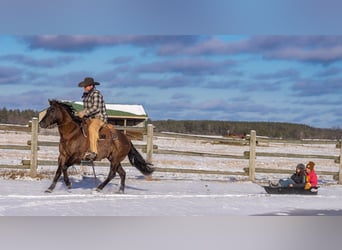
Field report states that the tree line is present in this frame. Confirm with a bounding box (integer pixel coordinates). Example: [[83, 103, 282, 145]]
[[1, 108, 341, 140], [152, 119, 342, 140], [0, 108, 38, 125]]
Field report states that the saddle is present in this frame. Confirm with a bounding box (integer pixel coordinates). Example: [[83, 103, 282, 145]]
[[99, 123, 118, 140], [81, 120, 118, 140]]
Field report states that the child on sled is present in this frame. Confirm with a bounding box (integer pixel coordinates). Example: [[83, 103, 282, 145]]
[[270, 163, 306, 188], [304, 161, 318, 190]]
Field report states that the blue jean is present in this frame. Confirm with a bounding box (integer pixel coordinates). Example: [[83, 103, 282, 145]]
[[279, 178, 295, 187]]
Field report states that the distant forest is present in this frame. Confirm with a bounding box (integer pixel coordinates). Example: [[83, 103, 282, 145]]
[[1, 108, 341, 140], [152, 120, 342, 140], [0, 108, 38, 125]]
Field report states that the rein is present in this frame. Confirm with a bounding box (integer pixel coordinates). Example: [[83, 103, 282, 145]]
[[60, 113, 88, 138], [57, 120, 73, 127], [45, 120, 73, 129]]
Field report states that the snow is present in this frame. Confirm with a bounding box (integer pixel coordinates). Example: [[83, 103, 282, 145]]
[[1, 129, 342, 216]]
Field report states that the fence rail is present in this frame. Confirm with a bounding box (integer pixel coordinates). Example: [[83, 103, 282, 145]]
[[246, 130, 342, 184], [0, 123, 31, 132], [0, 118, 154, 175], [1, 120, 342, 184]]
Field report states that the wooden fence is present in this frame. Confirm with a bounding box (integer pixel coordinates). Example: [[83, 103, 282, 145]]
[[247, 130, 342, 184], [152, 131, 342, 183], [1, 120, 342, 184], [0, 118, 154, 176]]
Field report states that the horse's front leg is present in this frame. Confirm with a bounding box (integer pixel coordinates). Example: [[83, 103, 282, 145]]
[[45, 164, 63, 193], [45, 155, 68, 193], [62, 166, 72, 189]]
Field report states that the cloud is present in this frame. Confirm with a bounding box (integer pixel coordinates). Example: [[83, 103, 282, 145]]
[[17, 35, 342, 65], [202, 79, 242, 89], [21, 35, 123, 52], [292, 78, 342, 96], [171, 92, 192, 100], [244, 81, 285, 92], [0, 54, 76, 68], [0, 90, 48, 110], [135, 58, 236, 76], [0, 66, 22, 84], [253, 69, 300, 81], [265, 46, 342, 64], [157, 35, 342, 64], [314, 67, 342, 77], [105, 74, 194, 89], [109, 56, 134, 65], [19, 35, 200, 52], [2, 34, 341, 128], [157, 36, 224, 55], [147, 96, 287, 122], [240, 36, 342, 64]]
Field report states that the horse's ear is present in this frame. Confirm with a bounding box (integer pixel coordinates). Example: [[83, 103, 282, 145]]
[[48, 99, 56, 105]]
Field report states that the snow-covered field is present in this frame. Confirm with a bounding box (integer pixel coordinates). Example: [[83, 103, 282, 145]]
[[1, 129, 342, 216]]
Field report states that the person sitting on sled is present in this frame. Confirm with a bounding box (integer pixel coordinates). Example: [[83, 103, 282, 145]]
[[270, 163, 306, 188], [304, 161, 318, 190]]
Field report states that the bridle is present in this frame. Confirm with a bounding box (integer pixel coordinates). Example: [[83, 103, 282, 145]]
[[42, 107, 74, 129]]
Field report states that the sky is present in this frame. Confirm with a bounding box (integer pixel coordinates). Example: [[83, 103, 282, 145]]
[[0, 1, 342, 129], [1, 34, 342, 129]]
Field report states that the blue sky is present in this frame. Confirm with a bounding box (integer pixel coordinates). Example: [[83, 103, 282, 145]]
[[1, 35, 342, 128], [1, 1, 342, 129]]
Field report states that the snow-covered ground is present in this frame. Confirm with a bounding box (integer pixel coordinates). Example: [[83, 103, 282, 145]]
[[1, 129, 342, 216]]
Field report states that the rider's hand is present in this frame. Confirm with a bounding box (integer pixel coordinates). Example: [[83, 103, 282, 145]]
[[77, 110, 85, 118]]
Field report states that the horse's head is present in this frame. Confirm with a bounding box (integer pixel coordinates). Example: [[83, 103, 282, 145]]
[[39, 99, 79, 128], [39, 100, 64, 128]]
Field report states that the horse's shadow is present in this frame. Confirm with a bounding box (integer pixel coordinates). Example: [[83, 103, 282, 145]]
[[66, 175, 149, 192]]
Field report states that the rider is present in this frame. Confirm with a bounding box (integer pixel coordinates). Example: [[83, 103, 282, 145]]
[[77, 77, 108, 161]]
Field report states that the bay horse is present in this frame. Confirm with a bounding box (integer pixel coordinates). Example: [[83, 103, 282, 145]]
[[39, 99, 154, 193]]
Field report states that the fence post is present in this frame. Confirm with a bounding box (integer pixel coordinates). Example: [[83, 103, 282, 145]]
[[249, 130, 256, 181], [30, 117, 38, 177], [146, 124, 154, 164], [339, 138, 342, 184]]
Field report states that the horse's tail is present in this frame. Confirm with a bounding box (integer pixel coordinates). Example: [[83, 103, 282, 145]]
[[128, 142, 154, 175]]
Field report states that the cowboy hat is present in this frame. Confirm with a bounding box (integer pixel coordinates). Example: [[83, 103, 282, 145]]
[[78, 77, 100, 87]]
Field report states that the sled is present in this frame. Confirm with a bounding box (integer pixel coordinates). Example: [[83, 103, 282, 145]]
[[262, 185, 319, 195]]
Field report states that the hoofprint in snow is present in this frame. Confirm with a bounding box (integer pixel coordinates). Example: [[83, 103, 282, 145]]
[[0, 129, 341, 215]]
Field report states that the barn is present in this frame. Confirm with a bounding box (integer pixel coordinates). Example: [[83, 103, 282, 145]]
[[71, 101, 148, 127]]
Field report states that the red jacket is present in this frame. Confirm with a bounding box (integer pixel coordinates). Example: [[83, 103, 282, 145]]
[[305, 170, 318, 188]]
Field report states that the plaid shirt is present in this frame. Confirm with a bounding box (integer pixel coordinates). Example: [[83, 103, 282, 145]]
[[82, 87, 108, 122]]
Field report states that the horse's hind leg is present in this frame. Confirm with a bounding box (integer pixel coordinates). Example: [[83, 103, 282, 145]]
[[95, 163, 117, 192], [116, 163, 126, 193]]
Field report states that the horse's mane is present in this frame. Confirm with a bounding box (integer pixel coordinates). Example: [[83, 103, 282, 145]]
[[50, 99, 83, 124]]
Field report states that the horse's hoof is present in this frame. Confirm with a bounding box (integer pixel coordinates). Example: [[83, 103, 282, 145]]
[[45, 189, 52, 193], [116, 190, 124, 194], [95, 187, 102, 192], [67, 184, 72, 189]]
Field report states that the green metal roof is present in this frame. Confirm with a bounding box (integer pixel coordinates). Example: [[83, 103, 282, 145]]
[[66, 101, 148, 118]]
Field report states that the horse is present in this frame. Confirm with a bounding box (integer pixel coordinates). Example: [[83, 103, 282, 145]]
[[39, 99, 154, 193]]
